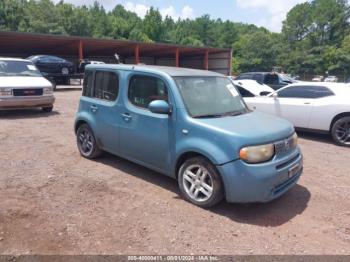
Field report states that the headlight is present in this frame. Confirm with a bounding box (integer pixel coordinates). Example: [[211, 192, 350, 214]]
[[0, 88, 12, 96], [43, 86, 53, 94], [292, 132, 298, 147], [240, 143, 275, 164]]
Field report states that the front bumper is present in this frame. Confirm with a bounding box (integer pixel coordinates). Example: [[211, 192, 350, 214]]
[[0, 95, 55, 109], [217, 146, 303, 203]]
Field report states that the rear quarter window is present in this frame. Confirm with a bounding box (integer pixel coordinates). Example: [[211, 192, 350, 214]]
[[94, 71, 119, 101], [277, 85, 334, 99], [82, 70, 94, 97]]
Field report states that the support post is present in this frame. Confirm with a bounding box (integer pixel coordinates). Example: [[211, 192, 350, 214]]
[[135, 44, 140, 64], [78, 40, 84, 61], [175, 48, 180, 67], [203, 50, 209, 70]]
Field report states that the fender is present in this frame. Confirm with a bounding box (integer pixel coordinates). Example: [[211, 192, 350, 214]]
[[74, 111, 98, 134], [173, 136, 236, 173]]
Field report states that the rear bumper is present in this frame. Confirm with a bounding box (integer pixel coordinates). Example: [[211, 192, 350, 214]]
[[0, 95, 55, 109], [217, 146, 303, 203]]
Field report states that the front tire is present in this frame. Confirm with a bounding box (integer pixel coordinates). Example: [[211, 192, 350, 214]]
[[331, 116, 350, 147], [178, 157, 224, 208], [76, 124, 102, 159]]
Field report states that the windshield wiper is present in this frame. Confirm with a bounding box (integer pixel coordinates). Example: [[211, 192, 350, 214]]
[[193, 114, 224, 119], [194, 111, 246, 119], [221, 111, 245, 117]]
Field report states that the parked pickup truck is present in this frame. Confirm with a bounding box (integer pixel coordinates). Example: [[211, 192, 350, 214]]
[[75, 65, 303, 207], [235, 72, 297, 90]]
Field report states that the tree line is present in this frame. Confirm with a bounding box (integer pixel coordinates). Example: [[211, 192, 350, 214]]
[[0, 0, 349, 77]]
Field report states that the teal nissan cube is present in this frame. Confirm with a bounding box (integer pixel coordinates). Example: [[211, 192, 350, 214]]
[[75, 65, 303, 208]]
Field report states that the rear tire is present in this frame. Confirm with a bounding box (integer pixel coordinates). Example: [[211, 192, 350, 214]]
[[63, 77, 70, 85], [178, 156, 224, 208], [52, 81, 57, 91], [76, 124, 102, 159], [42, 106, 53, 112], [331, 116, 350, 147]]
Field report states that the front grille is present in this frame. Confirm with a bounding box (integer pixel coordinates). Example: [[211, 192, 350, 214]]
[[274, 135, 296, 155], [13, 89, 43, 96], [276, 154, 300, 171], [272, 170, 302, 196]]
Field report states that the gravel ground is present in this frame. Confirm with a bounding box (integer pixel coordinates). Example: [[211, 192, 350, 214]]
[[0, 89, 349, 255]]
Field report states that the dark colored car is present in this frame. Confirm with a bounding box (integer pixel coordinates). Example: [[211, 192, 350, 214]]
[[27, 55, 74, 86], [235, 72, 295, 90]]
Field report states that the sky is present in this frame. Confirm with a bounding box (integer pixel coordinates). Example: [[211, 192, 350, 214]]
[[52, 0, 309, 32]]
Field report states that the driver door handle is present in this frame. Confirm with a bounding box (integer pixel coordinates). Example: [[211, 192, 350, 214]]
[[90, 105, 98, 113], [122, 113, 132, 122]]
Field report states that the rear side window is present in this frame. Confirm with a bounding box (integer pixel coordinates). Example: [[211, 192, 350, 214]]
[[128, 75, 168, 109], [82, 70, 94, 97], [278, 86, 313, 98], [307, 86, 334, 98], [94, 71, 119, 101], [278, 85, 334, 99]]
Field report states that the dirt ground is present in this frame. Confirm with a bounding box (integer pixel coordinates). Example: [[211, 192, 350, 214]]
[[0, 88, 349, 255]]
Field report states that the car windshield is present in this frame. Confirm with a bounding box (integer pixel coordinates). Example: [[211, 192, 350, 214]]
[[174, 76, 248, 118], [280, 74, 297, 83], [0, 60, 42, 77]]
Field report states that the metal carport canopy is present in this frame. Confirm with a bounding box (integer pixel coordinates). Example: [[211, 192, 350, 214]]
[[0, 31, 232, 75]]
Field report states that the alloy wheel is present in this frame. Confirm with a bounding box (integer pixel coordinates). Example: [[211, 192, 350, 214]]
[[334, 120, 350, 145], [182, 164, 214, 202], [78, 129, 94, 156]]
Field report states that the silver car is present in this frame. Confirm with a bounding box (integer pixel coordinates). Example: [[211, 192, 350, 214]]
[[0, 58, 55, 112]]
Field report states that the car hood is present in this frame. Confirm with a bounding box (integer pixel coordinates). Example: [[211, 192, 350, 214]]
[[233, 80, 274, 95], [195, 111, 294, 147], [0, 76, 52, 88]]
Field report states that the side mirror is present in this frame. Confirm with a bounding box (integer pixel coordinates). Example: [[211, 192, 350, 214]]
[[272, 93, 278, 99], [149, 100, 172, 115]]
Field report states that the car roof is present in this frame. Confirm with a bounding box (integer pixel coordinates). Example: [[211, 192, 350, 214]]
[[239, 72, 274, 75], [86, 64, 224, 77], [0, 57, 31, 62]]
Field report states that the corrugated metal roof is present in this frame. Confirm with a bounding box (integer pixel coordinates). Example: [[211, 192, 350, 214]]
[[0, 31, 231, 58]]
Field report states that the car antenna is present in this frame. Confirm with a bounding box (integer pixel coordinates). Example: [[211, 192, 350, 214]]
[[114, 53, 120, 64]]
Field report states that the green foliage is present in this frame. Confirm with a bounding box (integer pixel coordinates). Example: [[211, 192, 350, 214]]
[[281, 0, 350, 75], [0, 1, 264, 53], [0, 0, 349, 76], [0, 0, 26, 31], [142, 7, 164, 42], [233, 31, 282, 73]]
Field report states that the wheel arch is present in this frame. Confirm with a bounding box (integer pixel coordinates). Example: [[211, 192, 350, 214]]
[[330, 112, 350, 131], [175, 151, 205, 179], [74, 119, 88, 134], [174, 151, 227, 199]]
